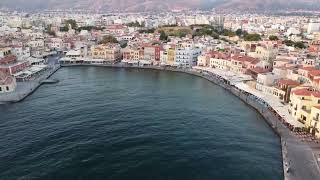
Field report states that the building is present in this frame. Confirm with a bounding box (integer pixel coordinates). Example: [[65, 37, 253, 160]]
[[143, 45, 161, 62], [0, 55, 29, 75], [0, 72, 16, 93], [310, 106, 320, 138], [91, 44, 122, 62], [229, 55, 260, 73], [209, 51, 231, 70], [122, 47, 143, 61], [289, 88, 320, 128], [275, 79, 300, 103], [174, 44, 202, 67], [307, 20, 320, 34]]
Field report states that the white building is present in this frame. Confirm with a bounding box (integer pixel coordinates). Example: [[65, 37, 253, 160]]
[[307, 20, 320, 34], [0, 72, 16, 93], [174, 44, 202, 67]]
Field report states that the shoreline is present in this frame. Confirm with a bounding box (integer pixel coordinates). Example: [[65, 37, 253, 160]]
[[2, 63, 320, 179]]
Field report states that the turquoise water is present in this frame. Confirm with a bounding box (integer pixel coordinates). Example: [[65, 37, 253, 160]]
[[0, 67, 283, 180]]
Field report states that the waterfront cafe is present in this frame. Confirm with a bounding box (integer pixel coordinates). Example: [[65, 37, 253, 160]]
[[121, 59, 139, 66], [138, 60, 152, 67], [83, 58, 106, 65], [59, 57, 84, 64], [13, 65, 48, 82]]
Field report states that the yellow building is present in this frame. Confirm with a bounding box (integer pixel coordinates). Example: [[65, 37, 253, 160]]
[[289, 87, 320, 129], [91, 43, 121, 62], [167, 48, 175, 65], [310, 106, 320, 138], [251, 46, 277, 62], [197, 55, 210, 67]]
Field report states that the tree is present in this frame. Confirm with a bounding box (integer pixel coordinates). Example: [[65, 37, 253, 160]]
[[236, 29, 243, 36], [269, 35, 279, 41], [64, 19, 77, 29], [126, 21, 144, 27], [244, 33, 261, 41], [120, 42, 128, 48], [77, 26, 104, 32], [138, 28, 155, 33], [283, 40, 294, 46], [99, 35, 118, 44], [294, 41, 306, 49], [46, 24, 56, 37], [47, 31, 56, 37], [222, 29, 236, 37], [60, 19, 77, 32], [159, 31, 168, 41]]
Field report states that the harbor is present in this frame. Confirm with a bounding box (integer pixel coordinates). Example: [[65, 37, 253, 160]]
[[58, 63, 320, 180]]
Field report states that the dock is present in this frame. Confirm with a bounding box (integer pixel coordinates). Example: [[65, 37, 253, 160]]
[[0, 65, 61, 103]]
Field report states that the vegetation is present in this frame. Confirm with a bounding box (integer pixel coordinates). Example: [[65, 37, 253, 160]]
[[47, 30, 56, 37], [244, 33, 261, 41], [99, 35, 118, 44], [269, 35, 279, 41], [46, 24, 56, 37], [192, 25, 219, 39], [283, 40, 306, 49], [120, 42, 128, 48], [294, 41, 306, 49], [160, 24, 178, 28], [157, 26, 191, 38], [77, 26, 105, 32], [222, 29, 236, 37], [60, 19, 77, 32], [159, 30, 168, 41], [126, 21, 145, 27], [284, 40, 295, 46], [138, 28, 156, 33], [235, 29, 243, 36]]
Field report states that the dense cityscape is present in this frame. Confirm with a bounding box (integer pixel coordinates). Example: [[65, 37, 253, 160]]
[[1, 8, 320, 179]]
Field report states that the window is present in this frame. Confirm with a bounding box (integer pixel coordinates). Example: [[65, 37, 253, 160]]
[[0, 87, 2, 92], [6, 86, 9, 91], [303, 116, 307, 121]]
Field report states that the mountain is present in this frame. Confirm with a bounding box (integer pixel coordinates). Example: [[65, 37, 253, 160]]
[[0, 0, 319, 11], [215, 0, 320, 11]]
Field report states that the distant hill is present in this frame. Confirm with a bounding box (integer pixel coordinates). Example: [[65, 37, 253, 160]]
[[0, 0, 319, 12]]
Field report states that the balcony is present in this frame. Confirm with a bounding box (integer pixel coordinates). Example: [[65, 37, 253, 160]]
[[298, 118, 306, 124], [301, 107, 311, 114]]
